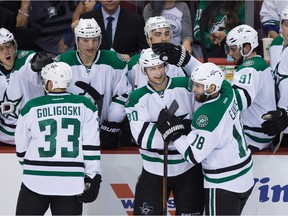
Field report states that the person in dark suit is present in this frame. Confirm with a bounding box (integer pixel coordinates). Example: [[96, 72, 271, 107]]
[[80, 0, 149, 62]]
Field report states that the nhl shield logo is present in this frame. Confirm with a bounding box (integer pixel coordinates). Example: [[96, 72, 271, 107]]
[[196, 115, 208, 127]]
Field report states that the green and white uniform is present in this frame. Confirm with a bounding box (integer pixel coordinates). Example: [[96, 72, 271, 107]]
[[15, 93, 100, 196], [231, 56, 276, 150], [57, 50, 130, 123], [269, 35, 284, 72], [0, 50, 43, 144], [126, 76, 198, 176], [127, 53, 186, 90], [174, 80, 254, 192]]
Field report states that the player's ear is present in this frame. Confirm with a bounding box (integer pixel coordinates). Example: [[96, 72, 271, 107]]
[[207, 84, 216, 94]]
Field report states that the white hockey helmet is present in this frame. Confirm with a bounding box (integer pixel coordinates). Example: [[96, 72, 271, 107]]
[[226, 24, 258, 57], [139, 48, 165, 74], [41, 62, 72, 91], [191, 62, 224, 95], [0, 28, 17, 47], [144, 16, 172, 38], [281, 5, 288, 23], [74, 18, 102, 45]]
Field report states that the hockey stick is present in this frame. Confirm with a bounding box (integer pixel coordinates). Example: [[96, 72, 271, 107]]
[[75, 81, 103, 117], [162, 99, 179, 215]]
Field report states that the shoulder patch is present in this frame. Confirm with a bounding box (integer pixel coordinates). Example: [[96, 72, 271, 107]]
[[17, 51, 29, 58], [196, 115, 209, 127], [242, 60, 254, 67], [117, 53, 126, 62]]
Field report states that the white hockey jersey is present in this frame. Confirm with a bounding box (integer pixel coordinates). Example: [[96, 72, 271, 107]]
[[57, 50, 131, 124], [231, 56, 276, 150], [125, 77, 199, 177], [174, 80, 254, 192], [269, 35, 284, 72], [0, 50, 43, 144], [15, 93, 101, 196]]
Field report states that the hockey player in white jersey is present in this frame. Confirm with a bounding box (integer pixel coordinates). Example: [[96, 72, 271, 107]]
[[156, 62, 254, 215], [128, 16, 199, 90], [0, 28, 53, 145], [262, 6, 288, 147], [15, 62, 101, 215], [125, 48, 204, 215], [57, 18, 131, 149], [225, 24, 277, 151], [269, 5, 288, 72]]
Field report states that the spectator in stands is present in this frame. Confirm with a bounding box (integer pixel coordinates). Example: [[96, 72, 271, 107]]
[[71, 0, 101, 29], [193, 0, 245, 58], [80, 0, 149, 62], [16, 0, 78, 55], [260, 0, 288, 38], [143, 0, 193, 54], [0, 28, 53, 145]]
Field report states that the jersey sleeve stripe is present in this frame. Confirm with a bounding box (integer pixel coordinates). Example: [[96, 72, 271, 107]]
[[137, 122, 149, 146]]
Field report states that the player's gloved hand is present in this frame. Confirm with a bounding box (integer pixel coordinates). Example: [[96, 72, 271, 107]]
[[261, 108, 288, 136], [152, 43, 191, 67], [30, 52, 54, 72], [78, 174, 102, 203], [100, 120, 121, 149], [156, 109, 186, 143], [182, 119, 192, 135]]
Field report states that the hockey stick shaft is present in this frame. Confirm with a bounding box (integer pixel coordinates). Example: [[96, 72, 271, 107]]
[[162, 100, 179, 215], [75, 81, 103, 117]]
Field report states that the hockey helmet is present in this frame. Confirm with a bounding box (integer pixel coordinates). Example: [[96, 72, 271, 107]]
[[139, 48, 165, 74], [281, 5, 288, 23], [74, 18, 102, 45], [191, 62, 224, 95], [41, 62, 72, 91], [0, 28, 17, 47], [226, 24, 258, 57], [144, 16, 172, 38]]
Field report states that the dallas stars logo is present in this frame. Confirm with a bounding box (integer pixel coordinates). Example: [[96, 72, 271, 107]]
[[140, 202, 153, 215], [0, 91, 22, 118], [196, 115, 208, 128]]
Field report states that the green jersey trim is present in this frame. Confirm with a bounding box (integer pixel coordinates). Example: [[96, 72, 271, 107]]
[[128, 53, 140, 70], [84, 155, 101, 160], [245, 133, 273, 143], [192, 80, 233, 131], [141, 154, 186, 164], [23, 170, 85, 177], [21, 95, 96, 116], [204, 162, 253, 184]]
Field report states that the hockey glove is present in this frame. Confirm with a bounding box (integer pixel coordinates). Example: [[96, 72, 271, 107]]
[[156, 109, 186, 143], [100, 120, 121, 149], [261, 108, 288, 136], [30, 52, 54, 72], [152, 43, 191, 67], [78, 174, 102, 203]]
